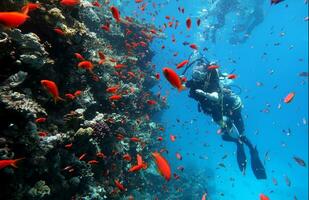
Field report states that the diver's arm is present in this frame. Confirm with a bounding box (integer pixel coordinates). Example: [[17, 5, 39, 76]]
[[195, 89, 219, 102]]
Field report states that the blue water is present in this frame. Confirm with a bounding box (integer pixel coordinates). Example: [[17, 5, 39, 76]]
[[118, 0, 308, 199]]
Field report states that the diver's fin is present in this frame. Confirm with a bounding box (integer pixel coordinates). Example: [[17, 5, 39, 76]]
[[236, 143, 247, 175], [250, 146, 267, 179]]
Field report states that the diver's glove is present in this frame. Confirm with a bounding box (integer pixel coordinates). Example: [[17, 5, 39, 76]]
[[195, 89, 207, 97], [196, 89, 219, 102]]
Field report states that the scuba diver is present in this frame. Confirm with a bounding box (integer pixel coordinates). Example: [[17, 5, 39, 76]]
[[182, 56, 267, 179]]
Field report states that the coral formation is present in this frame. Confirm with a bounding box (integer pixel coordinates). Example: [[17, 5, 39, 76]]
[[0, 1, 165, 199]]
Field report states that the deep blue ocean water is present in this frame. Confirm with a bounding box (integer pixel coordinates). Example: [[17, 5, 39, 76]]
[[117, 0, 308, 199]]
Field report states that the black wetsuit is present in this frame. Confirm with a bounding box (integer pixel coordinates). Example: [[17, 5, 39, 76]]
[[186, 68, 267, 179]]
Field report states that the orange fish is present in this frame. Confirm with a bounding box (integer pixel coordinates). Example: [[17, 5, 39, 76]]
[[130, 137, 140, 142], [201, 193, 207, 200], [88, 160, 99, 164], [284, 92, 295, 103], [170, 135, 176, 142], [152, 152, 171, 181], [60, 0, 80, 7], [78, 61, 94, 72], [163, 67, 185, 91], [176, 60, 189, 69], [227, 74, 237, 79], [101, 23, 110, 32], [74, 90, 82, 97], [186, 18, 191, 30], [35, 117, 47, 123], [176, 152, 182, 160], [21, 3, 41, 14], [65, 143, 73, 149], [38, 131, 48, 137], [65, 93, 75, 100], [109, 95, 122, 101], [123, 154, 132, 161], [155, 73, 160, 80], [114, 179, 126, 191], [207, 65, 219, 70], [74, 53, 85, 61], [260, 194, 269, 200], [96, 152, 105, 158], [157, 136, 163, 141], [40, 80, 64, 103], [78, 153, 87, 161], [189, 44, 198, 50], [147, 100, 156, 105], [0, 12, 29, 28], [98, 51, 105, 64], [54, 28, 65, 36], [106, 85, 119, 93], [110, 6, 121, 22], [0, 158, 25, 170]]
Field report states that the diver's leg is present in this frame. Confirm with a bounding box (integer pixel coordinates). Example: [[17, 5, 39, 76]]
[[230, 109, 267, 179]]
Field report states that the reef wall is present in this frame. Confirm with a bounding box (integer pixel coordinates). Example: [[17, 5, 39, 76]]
[[0, 1, 166, 199]]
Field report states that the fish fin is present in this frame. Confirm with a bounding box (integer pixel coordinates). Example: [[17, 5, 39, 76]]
[[178, 85, 186, 92], [54, 96, 65, 103], [11, 157, 25, 168], [21, 5, 29, 15]]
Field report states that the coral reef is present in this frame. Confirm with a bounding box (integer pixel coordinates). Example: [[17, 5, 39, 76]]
[[0, 1, 165, 200]]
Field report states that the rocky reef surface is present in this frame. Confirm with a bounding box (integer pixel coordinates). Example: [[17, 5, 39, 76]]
[[0, 1, 167, 199]]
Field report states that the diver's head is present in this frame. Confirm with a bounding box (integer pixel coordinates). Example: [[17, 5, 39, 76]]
[[192, 62, 208, 82]]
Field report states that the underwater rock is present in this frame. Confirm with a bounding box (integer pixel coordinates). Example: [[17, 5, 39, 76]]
[[3, 71, 28, 88], [91, 121, 111, 142], [0, 89, 47, 117], [9, 29, 53, 69], [28, 180, 51, 199]]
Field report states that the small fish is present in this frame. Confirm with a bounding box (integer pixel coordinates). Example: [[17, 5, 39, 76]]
[[186, 18, 191, 30], [74, 90, 82, 97], [152, 152, 171, 181], [38, 131, 48, 137], [21, 3, 41, 14], [54, 28, 65, 36], [163, 67, 185, 91], [197, 19, 201, 27], [147, 100, 157, 105], [98, 51, 105, 64], [65, 143, 73, 149], [208, 65, 219, 70], [40, 80, 64, 103], [74, 53, 85, 61], [109, 95, 122, 101], [293, 156, 306, 167], [176, 152, 182, 160], [201, 193, 207, 200], [106, 85, 119, 93], [284, 92, 295, 103], [272, 177, 278, 186], [260, 194, 269, 200], [157, 136, 163, 141], [189, 44, 198, 50], [88, 160, 99, 164], [155, 73, 160, 80], [271, 0, 284, 5], [78, 153, 87, 161], [298, 72, 309, 77], [227, 74, 237, 79], [60, 0, 80, 7], [170, 135, 176, 142], [284, 175, 291, 187], [78, 61, 94, 72], [176, 60, 189, 69], [123, 154, 132, 161], [130, 137, 140, 142], [110, 6, 121, 22], [65, 93, 75, 100], [96, 152, 105, 158], [0, 158, 25, 170], [0, 12, 29, 28], [114, 179, 126, 191], [35, 117, 47, 123]]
